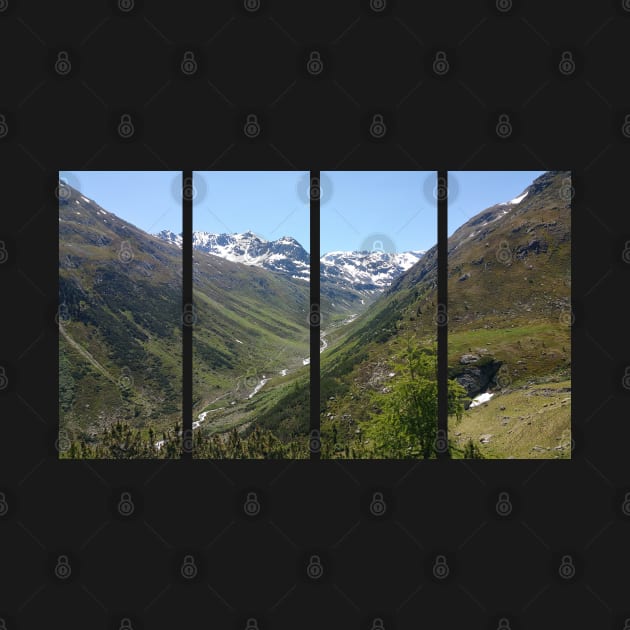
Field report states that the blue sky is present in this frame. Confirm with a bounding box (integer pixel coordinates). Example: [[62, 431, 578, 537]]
[[60, 170, 548, 253], [449, 171, 546, 237], [59, 171, 181, 234], [194, 171, 310, 250], [321, 171, 436, 254]]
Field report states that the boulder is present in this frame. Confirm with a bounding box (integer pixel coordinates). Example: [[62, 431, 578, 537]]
[[453, 359, 502, 399], [459, 353, 480, 365]]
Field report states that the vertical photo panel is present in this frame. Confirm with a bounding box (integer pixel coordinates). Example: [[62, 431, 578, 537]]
[[191, 171, 311, 459], [319, 171, 438, 459], [58, 171, 183, 459], [447, 171, 571, 459]]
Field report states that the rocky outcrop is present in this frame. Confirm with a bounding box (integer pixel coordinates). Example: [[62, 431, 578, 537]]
[[451, 357, 503, 402]]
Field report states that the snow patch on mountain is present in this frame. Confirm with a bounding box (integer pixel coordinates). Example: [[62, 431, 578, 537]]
[[320, 249, 424, 289], [155, 230, 425, 298], [508, 191, 528, 205]]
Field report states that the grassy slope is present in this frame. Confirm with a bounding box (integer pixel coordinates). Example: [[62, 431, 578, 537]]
[[317, 245, 440, 451], [313, 170, 571, 459], [59, 186, 184, 441], [446, 171, 571, 458], [451, 379, 571, 459], [59, 183, 314, 450]]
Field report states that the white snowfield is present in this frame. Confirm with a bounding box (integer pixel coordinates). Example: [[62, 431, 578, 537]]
[[469, 392, 494, 408], [508, 191, 528, 205]]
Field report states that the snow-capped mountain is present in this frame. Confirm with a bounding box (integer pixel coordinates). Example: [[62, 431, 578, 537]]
[[156, 229, 310, 280], [450, 186, 532, 252], [320, 249, 424, 290], [155, 229, 425, 311], [319, 249, 424, 312]]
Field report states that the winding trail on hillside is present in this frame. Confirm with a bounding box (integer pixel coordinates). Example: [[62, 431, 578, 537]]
[[59, 324, 117, 384]]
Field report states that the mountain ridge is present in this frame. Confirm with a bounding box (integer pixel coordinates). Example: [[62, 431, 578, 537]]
[[156, 228, 424, 312]]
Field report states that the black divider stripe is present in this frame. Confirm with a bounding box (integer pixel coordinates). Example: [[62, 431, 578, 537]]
[[437, 170, 449, 458], [310, 171, 321, 460], [182, 170, 193, 460]]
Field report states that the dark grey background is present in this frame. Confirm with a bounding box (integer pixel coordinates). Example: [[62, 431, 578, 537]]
[[1, 0, 630, 628]]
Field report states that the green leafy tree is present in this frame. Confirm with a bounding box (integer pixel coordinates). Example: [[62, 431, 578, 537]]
[[364, 340, 467, 459]]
